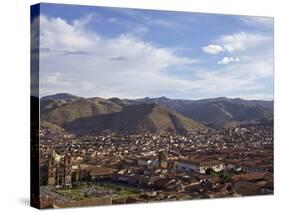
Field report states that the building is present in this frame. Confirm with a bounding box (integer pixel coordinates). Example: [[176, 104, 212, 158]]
[[175, 159, 225, 174], [241, 165, 269, 174], [137, 156, 158, 167], [47, 150, 72, 185], [158, 150, 168, 168]]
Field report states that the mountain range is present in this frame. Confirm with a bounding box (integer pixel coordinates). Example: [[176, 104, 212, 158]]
[[65, 103, 206, 135], [39, 93, 273, 134]]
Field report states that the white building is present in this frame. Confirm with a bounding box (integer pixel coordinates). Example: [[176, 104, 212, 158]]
[[137, 156, 158, 167], [241, 165, 269, 174], [175, 159, 225, 174]]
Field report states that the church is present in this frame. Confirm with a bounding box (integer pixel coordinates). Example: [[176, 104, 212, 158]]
[[47, 150, 72, 185]]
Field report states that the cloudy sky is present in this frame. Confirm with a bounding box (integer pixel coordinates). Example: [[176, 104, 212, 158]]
[[35, 3, 274, 100]]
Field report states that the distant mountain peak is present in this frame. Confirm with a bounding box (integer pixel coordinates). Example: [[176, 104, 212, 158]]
[[41, 94, 273, 132], [41, 93, 81, 101], [108, 97, 121, 101], [158, 96, 169, 100]]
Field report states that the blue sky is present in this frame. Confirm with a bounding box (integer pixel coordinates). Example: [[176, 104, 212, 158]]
[[35, 3, 274, 100]]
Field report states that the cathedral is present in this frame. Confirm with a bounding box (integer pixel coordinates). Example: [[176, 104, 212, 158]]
[[47, 150, 72, 185]]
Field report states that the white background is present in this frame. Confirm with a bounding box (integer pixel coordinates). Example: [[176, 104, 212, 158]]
[[0, 0, 280, 211]]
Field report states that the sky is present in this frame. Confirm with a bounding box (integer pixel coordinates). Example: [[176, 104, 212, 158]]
[[34, 3, 274, 100]]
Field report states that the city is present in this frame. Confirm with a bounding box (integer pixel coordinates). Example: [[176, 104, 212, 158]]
[[39, 123, 273, 208], [31, 3, 274, 209]]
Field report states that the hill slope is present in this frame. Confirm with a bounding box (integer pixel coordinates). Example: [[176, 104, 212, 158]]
[[65, 103, 206, 135], [40, 94, 273, 131], [113, 97, 273, 127], [41, 97, 123, 126]]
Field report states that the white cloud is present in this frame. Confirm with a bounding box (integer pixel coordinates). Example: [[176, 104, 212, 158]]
[[202, 44, 224, 54], [127, 25, 149, 37], [218, 32, 271, 52], [39, 15, 197, 98], [41, 72, 73, 86], [193, 55, 273, 98], [81, 81, 96, 90], [45, 72, 61, 84], [40, 15, 100, 51], [111, 8, 179, 29], [145, 18, 178, 28], [240, 16, 273, 28], [202, 31, 273, 99], [36, 14, 273, 100], [218, 57, 240, 65]]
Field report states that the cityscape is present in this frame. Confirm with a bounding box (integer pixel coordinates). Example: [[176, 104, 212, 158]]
[[37, 94, 273, 208], [31, 3, 274, 209]]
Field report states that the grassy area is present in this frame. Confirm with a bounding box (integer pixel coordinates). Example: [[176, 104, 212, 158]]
[[55, 187, 86, 201], [54, 182, 139, 201]]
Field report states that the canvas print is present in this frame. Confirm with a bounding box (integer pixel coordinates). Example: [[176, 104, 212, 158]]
[[30, 3, 274, 209]]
